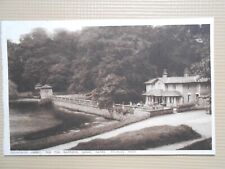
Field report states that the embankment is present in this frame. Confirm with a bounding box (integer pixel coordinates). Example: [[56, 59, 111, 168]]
[[52, 99, 112, 119]]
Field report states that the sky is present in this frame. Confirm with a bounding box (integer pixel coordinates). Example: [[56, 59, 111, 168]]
[[2, 19, 212, 43], [3, 21, 84, 43]]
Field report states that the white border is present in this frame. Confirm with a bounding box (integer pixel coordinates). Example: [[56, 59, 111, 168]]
[[1, 18, 215, 156], [1, 21, 11, 156]]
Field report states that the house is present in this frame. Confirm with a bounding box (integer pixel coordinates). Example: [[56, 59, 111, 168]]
[[40, 84, 53, 99], [143, 69, 210, 107]]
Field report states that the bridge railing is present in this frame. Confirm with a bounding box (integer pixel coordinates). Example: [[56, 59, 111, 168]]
[[52, 95, 99, 108]]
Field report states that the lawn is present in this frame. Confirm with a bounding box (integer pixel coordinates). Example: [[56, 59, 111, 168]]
[[180, 138, 212, 150], [71, 125, 201, 150]]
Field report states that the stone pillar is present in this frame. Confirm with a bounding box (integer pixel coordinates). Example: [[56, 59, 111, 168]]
[[174, 97, 177, 107], [145, 96, 148, 105]]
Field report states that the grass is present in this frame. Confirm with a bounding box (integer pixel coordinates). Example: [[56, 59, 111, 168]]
[[180, 138, 212, 150], [71, 125, 201, 150]]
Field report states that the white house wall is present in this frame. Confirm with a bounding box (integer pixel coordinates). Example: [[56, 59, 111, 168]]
[[40, 89, 53, 99], [155, 80, 165, 90], [200, 82, 211, 95], [182, 83, 199, 103], [146, 84, 152, 92]]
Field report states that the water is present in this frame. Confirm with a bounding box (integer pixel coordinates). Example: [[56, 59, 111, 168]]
[[9, 101, 107, 143]]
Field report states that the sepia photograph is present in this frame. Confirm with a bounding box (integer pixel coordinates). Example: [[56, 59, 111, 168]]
[[2, 19, 214, 155]]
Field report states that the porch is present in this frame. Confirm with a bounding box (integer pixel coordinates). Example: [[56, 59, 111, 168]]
[[143, 90, 182, 107]]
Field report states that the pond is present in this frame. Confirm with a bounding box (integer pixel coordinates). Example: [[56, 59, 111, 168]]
[[9, 101, 108, 145]]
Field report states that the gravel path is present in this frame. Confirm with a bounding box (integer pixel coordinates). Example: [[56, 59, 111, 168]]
[[44, 110, 212, 150]]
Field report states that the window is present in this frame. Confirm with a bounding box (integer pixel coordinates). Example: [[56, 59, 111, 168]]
[[165, 84, 168, 90], [188, 94, 191, 102], [196, 93, 199, 101], [196, 93, 199, 98], [159, 97, 162, 103], [172, 84, 176, 89], [163, 97, 166, 103]]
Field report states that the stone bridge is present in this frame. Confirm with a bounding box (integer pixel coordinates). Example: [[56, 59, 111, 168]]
[[51, 95, 150, 120], [51, 95, 114, 119]]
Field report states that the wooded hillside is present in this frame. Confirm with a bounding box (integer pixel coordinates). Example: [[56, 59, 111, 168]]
[[8, 24, 210, 105]]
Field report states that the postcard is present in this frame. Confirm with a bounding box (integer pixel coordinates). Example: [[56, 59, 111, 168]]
[[1, 18, 215, 155]]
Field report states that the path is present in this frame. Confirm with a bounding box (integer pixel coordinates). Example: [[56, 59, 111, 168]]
[[44, 110, 212, 150]]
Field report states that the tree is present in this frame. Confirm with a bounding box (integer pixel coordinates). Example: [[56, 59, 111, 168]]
[[9, 80, 18, 99], [8, 24, 210, 104], [189, 25, 211, 78], [7, 40, 25, 91], [94, 74, 127, 109], [47, 63, 71, 91]]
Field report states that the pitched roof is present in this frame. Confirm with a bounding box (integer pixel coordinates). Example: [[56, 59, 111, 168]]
[[40, 84, 52, 89], [145, 75, 209, 84], [35, 83, 42, 87], [143, 90, 182, 97]]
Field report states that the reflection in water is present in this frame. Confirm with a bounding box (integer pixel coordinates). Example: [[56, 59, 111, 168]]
[[9, 101, 106, 143]]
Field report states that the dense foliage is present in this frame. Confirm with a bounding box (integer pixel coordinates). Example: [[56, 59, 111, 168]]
[[8, 25, 210, 106], [9, 80, 18, 99]]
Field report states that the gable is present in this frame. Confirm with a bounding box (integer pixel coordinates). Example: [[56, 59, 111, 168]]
[[154, 79, 165, 90]]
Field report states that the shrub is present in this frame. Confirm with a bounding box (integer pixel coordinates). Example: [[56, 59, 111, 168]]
[[9, 80, 18, 99], [113, 106, 134, 115]]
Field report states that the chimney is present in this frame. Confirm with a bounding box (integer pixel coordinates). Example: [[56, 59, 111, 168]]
[[162, 69, 168, 78], [184, 68, 189, 77]]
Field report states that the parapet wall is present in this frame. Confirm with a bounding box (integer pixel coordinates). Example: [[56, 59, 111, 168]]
[[52, 98, 112, 119], [52, 96, 150, 120]]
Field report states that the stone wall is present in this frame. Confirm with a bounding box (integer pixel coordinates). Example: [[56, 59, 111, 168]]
[[52, 99, 112, 119], [52, 96, 151, 121]]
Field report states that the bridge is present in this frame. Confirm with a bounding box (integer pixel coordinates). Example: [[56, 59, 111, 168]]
[[51, 95, 114, 119], [51, 95, 151, 121]]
